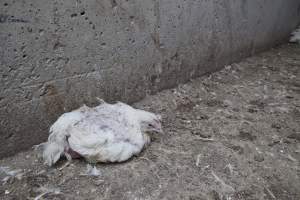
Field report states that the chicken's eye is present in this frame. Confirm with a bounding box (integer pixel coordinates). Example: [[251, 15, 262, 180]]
[[148, 124, 154, 127]]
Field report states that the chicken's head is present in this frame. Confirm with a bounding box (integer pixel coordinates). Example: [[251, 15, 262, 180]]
[[137, 110, 163, 133]]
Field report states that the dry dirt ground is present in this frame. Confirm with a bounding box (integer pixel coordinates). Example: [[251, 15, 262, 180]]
[[0, 44, 300, 200]]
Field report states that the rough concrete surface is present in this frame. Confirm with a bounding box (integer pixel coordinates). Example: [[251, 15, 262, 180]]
[[1, 0, 300, 157], [0, 44, 299, 199]]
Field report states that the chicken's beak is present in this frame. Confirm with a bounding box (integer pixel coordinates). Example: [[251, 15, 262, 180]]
[[150, 124, 163, 134], [156, 125, 164, 134]]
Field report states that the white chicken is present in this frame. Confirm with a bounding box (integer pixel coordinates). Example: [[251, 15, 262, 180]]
[[40, 100, 163, 166], [290, 26, 300, 43]]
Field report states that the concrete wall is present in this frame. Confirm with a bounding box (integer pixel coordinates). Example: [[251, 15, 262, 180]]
[[1, 0, 300, 157]]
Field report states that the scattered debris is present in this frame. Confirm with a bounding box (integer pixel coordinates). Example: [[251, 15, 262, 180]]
[[93, 179, 105, 186], [224, 164, 234, 175], [271, 123, 281, 129], [191, 130, 212, 138], [264, 187, 276, 199], [225, 65, 232, 70], [195, 154, 201, 167], [195, 137, 215, 142], [37, 170, 46, 175], [58, 161, 71, 171], [211, 171, 235, 193], [254, 153, 265, 162], [286, 154, 297, 162], [287, 133, 300, 141], [202, 165, 210, 172], [34, 186, 61, 200], [238, 123, 257, 141], [268, 135, 281, 146], [0, 166, 24, 183], [207, 190, 222, 200]]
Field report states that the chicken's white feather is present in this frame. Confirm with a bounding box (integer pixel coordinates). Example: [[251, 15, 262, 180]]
[[290, 26, 300, 43], [41, 100, 162, 166]]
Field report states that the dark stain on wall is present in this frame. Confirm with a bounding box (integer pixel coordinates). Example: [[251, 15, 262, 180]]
[[0, 14, 28, 23]]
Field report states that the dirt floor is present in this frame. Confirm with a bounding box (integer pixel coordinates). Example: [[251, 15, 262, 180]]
[[1, 44, 300, 200]]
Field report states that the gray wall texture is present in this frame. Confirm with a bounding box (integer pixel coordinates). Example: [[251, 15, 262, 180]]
[[1, 0, 300, 157]]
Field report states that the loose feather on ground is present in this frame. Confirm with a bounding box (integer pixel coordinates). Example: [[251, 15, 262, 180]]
[[290, 26, 300, 43]]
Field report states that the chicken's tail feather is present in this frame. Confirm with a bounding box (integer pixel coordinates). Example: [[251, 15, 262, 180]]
[[33, 140, 65, 166], [43, 139, 67, 166], [41, 128, 70, 166], [41, 110, 85, 166]]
